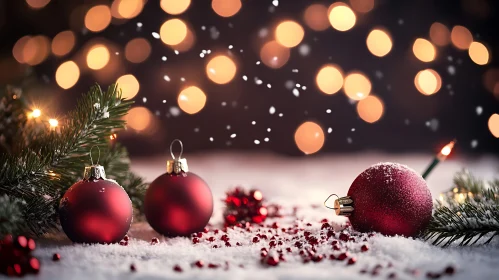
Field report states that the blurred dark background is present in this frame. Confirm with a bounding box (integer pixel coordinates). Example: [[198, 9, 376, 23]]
[[0, 0, 498, 157]]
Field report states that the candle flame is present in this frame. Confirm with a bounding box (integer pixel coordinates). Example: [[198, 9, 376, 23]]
[[440, 140, 455, 156]]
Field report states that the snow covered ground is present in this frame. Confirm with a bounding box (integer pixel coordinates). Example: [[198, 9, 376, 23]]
[[25, 153, 499, 280]]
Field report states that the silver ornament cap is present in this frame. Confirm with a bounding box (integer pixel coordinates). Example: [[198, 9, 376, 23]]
[[83, 164, 106, 180]]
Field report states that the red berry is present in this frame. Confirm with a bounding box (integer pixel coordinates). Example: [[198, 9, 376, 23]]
[[269, 240, 277, 247], [173, 265, 182, 272], [123, 235, 129, 241], [236, 242, 242, 246], [225, 242, 231, 247], [15, 236, 28, 249], [261, 251, 268, 257], [348, 237, 356, 242], [214, 229, 220, 234], [294, 241, 302, 248], [52, 253, 61, 261], [312, 255, 324, 262], [306, 223, 312, 226], [286, 247, 292, 253], [444, 266, 455, 275], [361, 244, 369, 252], [327, 230, 335, 238], [347, 257, 356, 265], [252, 237, 260, 243], [331, 240, 338, 245], [203, 227, 209, 233], [192, 237, 200, 244], [321, 218, 328, 223], [194, 260, 204, 268], [339, 233, 349, 242], [208, 263, 220, 269], [321, 223, 331, 230], [196, 232, 203, 238], [119, 241, 128, 246], [28, 257, 40, 273], [266, 256, 279, 266], [337, 252, 349, 261], [212, 245, 218, 248], [329, 254, 336, 260], [388, 272, 396, 279], [333, 245, 341, 251], [221, 234, 229, 241], [130, 264, 136, 272], [151, 238, 159, 245]]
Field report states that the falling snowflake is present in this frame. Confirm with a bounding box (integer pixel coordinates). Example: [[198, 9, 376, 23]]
[[269, 106, 276, 114], [152, 32, 160, 39]]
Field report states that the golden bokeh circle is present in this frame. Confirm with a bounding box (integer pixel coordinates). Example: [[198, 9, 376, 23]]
[[366, 28, 393, 57], [356, 95, 384, 123], [343, 72, 372, 100], [178, 86, 207, 114], [275, 21, 305, 48], [160, 19, 188, 46], [206, 55, 237, 85], [55, 61, 80, 89], [316, 65, 344, 95], [294, 121, 325, 155], [116, 74, 140, 99]]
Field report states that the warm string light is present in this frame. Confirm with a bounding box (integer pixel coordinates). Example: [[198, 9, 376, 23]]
[[84, 5, 112, 32], [451, 25, 473, 50], [328, 3, 356, 32], [366, 28, 393, 57], [356, 95, 384, 123], [206, 55, 237, 84], [55, 61, 80, 89], [259, 40, 290, 69], [125, 38, 151, 63], [160, 0, 191, 15], [31, 109, 41, 118], [275, 21, 304, 48], [211, 0, 242, 18], [316, 64, 344, 95], [86, 44, 110, 70], [116, 74, 140, 99], [160, 19, 188, 46], [303, 4, 329, 31], [52, 31, 76, 57], [414, 69, 442, 96], [421, 140, 456, 179], [488, 114, 499, 138], [412, 38, 436, 62], [343, 72, 372, 100], [178, 86, 207, 114]]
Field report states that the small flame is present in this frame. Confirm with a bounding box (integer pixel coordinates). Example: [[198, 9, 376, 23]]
[[440, 140, 455, 156], [31, 109, 41, 118]]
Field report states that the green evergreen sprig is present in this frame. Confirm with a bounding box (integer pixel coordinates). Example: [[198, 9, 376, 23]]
[[423, 171, 499, 246]]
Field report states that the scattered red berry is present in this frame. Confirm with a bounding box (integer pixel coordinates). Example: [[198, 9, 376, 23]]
[[173, 265, 182, 272], [252, 237, 260, 243], [347, 257, 356, 265], [266, 255, 279, 266], [361, 244, 369, 252], [130, 264, 136, 272], [194, 260, 204, 268], [123, 235, 129, 241], [192, 237, 200, 244], [52, 253, 61, 261], [337, 252, 349, 261], [208, 263, 220, 269], [444, 266, 455, 275], [151, 238, 159, 245]]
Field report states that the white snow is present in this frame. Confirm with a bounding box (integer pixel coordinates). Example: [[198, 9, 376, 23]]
[[34, 153, 499, 279]]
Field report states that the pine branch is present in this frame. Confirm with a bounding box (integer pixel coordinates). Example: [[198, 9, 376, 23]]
[[0, 84, 137, 236], [423, 171, 499, 246], [0, 86, 28, 154], [0, 195, 26, 236]]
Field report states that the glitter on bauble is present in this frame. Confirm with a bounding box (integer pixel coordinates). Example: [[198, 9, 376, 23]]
[[144, 140, 213, 236], [329, 162, 433, 237], [59, 164, 133, 244]]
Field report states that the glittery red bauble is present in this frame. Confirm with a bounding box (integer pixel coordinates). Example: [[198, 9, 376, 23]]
[[347, 162, 433, 237], [59, 179, 133, 243], [144, 172, 213, 236]]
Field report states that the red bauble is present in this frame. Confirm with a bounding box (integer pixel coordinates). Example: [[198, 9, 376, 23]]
[[343, 162, 433, 237], [144, 172, 213, 236], [59, 166, 132, 243]]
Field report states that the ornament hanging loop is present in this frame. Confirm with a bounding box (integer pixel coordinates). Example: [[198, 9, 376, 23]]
[[170, 139, 184, 160], [89, 145, 101, 165], [166, 139, 188, 174], [324, 194, 339, 210]]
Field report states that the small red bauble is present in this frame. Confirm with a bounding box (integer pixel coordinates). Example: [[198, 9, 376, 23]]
[[144, 140, 213, 236], [332, 162, 432, 237], [59, 164, 132, 243]]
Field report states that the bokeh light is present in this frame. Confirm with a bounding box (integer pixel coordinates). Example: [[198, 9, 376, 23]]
[[160, 19, 188, 46], [178, 86, 207, 114], [414, 69, 442, 95], [171, 27, 196, 52], [275, 21, 304, 48], [52, 31, 75, 57], [328, 3, 356, 32], [206, 55, 237, 85], [468, 42, 489, 65], [483, 68, 499, 97], [356, 95, 384, 123], [160, 0, 190, 15], [412, 38, 436, 62], [116, 74, 140, 99], [117, 0, 144, 19], [316, 64, 344, 95], [124, 107, 153, 132], [303, 4, 329, 31], [85, 5, 111, 33], [260, 40, 290, 69], [212, 0, 242, 18], [366, 28, 392, 57], [55, 61, 80, 89], [86, 44, 110, 70], [26, 0, 50, 9], [429, 22, 450, 47], [48, 119, 59, 127], [23, 35, 50, 66], [12, 36, 32, 63], [294, 121, 325, 155], [31, 109, 41, 118], [488, 114, 499, 138], [451, 25, 473, 50], [343, 72, 371, 100], [349, 0, 374, 13], [125, 38, 151, 63]]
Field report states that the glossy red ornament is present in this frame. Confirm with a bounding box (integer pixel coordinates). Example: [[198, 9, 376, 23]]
[[332, 162, 433, 237], [144, 140, 213, 236], [59, 164, 133, 243]]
